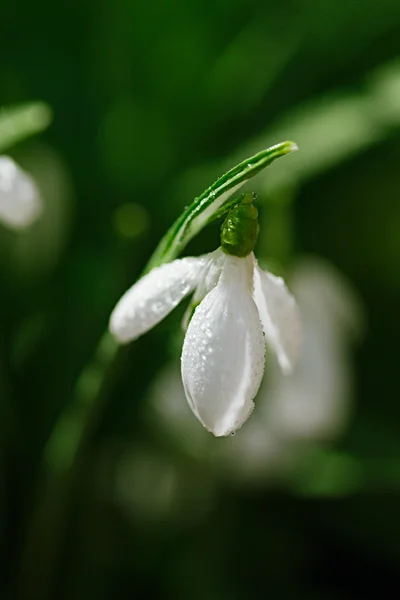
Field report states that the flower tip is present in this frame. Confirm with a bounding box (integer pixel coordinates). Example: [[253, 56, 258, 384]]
[[209, 418, 248, 438], [108, 311, 131, 345], [186, 389, 256, 438], [211, 428, 229, 438], [207, 421, 231, 438], [285, 141, 299, 154]]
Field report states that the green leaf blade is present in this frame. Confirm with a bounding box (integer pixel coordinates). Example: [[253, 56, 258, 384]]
[[0, 101, 53, 153]]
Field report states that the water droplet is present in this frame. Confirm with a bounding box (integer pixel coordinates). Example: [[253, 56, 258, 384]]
[[152, 301, 164, 314]]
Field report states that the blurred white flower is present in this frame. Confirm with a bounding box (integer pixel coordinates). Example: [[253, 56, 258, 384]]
[[148, 256, 363, 481], [262, 257, 363, 443], [0, 156, 42, 230], [110, 247, 300, 437]]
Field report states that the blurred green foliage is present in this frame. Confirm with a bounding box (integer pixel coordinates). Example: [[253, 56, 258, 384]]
[[1, 1, 400, 599]]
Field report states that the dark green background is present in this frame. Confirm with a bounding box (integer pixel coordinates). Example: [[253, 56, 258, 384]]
[[1, 1, 400, 598]]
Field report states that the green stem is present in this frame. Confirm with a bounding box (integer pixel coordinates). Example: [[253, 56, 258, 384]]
[[44, 331, 120, 473]]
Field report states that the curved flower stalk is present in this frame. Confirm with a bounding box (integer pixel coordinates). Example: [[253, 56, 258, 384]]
[[110, 192, 301, 436], [0, 156, 42, 229]]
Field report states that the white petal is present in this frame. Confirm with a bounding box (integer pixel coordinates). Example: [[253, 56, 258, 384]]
[[0, 156, 42, 230], [253, 260, 301, 374], [181, 255, 265, 437], [181, 247, 226, 331], [110, 256, 209, 343]]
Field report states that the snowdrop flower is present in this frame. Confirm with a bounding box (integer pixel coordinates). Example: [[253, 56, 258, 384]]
[[110, 193, 301, 436], [0, 156, 42, 229]]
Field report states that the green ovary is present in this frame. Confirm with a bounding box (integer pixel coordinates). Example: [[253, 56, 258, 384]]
[[221, 192, 260, 257]]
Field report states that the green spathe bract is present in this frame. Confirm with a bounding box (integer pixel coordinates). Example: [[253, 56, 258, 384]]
[[221, 192, 260, 257]]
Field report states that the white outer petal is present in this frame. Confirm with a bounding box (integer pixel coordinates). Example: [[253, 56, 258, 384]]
[[0, 156, 42, 230], [181, 255, 265, 437], [181, 247, 226, 331], [253, 260, 301, 374], [109, 256, 209, 343]]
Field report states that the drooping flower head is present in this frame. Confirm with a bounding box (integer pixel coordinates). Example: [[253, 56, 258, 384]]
[[110, 191, 301, 436]]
